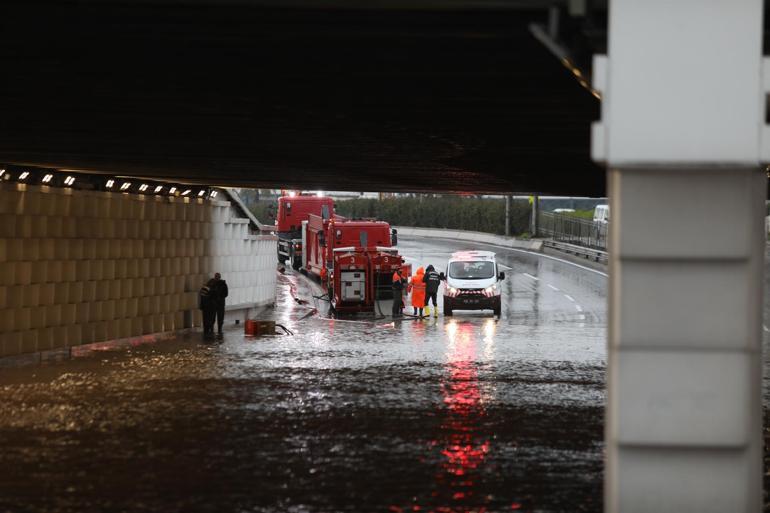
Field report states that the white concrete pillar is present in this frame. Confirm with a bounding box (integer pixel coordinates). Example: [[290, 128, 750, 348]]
[[593, 0, 766, 511], [606, 168, 765, 512]]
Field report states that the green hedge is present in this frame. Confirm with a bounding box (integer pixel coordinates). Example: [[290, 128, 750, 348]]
[[335, 197, 532, 236], [245, 195, 533, 236]]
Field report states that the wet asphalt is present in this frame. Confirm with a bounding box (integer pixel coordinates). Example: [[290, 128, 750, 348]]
[[0, 237, 616, 513]]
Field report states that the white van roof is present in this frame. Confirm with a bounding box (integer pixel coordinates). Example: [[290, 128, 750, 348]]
[[449, 250, 496, 261]]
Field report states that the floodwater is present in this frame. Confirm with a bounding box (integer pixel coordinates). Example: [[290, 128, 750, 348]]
[[0, 237, 610, 513]]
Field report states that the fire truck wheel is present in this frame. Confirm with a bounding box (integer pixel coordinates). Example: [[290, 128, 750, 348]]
[[278, 255, 287, 264]]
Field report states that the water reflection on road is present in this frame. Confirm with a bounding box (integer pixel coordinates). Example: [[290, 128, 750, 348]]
[[0, 238, 608, 513], [434, 321, 491, 512]]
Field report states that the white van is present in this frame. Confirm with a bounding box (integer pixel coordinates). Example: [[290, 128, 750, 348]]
[[593, 204, 610, 224], [442, 250, 505, 317]]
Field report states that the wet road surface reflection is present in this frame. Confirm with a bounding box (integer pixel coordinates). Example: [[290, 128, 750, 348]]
[[0, 238, 607, 513], [432, 321, 491, 512]]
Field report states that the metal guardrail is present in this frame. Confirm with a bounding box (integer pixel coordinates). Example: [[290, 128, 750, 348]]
[[542, 240, 608, 264], [222, 188, 277, 234], [538, 211, 607, 251]]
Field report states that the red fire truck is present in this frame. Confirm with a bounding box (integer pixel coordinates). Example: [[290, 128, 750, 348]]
[[329, 246, 406, 314], [301, 214, 406, 314], [276, 194, 334, 269]]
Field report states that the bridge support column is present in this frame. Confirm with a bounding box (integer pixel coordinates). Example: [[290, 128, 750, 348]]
[[593, 0, 766, 510], [607, 167, 765, 512]]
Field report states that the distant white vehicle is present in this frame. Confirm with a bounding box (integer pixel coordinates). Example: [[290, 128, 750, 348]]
[[553, 208, 576, 213], [593, 204, 610, 224]]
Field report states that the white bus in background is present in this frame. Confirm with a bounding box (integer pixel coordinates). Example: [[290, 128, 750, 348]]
[[592, 204, 610, 248], [593, 204, 610, 224]]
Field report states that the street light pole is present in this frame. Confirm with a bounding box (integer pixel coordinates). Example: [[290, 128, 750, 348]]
[[530, 195, 538, 237], [505, 195, 511, 237]]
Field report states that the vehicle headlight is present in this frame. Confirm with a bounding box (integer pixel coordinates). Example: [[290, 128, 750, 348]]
[[484, 284, 498, 297], [446, 286, 458, 297]]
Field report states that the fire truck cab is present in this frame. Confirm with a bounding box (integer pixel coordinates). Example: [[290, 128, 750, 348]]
[[276, 195, 334, 269]]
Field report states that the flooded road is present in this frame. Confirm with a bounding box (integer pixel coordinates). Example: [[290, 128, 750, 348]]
[[0, 237, 608, 513]]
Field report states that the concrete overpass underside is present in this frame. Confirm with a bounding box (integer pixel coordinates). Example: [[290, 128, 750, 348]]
[[5, 2, 770, 512], [0, 1, 604, 195]]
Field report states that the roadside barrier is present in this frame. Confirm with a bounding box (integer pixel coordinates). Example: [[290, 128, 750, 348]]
[[537, 211, 607, 250], [394, 225, 609, 265], [393, 226, 543, 251], [542, 240, 608, 264]]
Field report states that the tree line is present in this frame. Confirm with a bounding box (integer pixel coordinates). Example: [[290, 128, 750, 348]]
[[335, 196, 532, 236], [243, 193, 534, 236]]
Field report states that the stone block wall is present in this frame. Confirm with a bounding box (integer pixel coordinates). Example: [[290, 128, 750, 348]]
[[0, 183, 277, 357]]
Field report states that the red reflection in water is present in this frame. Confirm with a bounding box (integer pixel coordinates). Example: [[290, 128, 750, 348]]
[[433, 322, 490, 512], [389, 321, 528, 513]]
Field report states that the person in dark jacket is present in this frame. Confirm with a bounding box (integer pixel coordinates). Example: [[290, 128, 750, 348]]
[[424, 265, 442, 318], [199, 279, 216, 339], [391, 269, 406, 318], [210, 272, 229, 337]]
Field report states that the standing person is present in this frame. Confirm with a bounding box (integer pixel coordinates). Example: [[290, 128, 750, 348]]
[[210, 272, 229, 337], [409, 267, 426, 317], [199, 279, 216, 339], [424, 265, 442, 317], [391, 268, 406, 318]]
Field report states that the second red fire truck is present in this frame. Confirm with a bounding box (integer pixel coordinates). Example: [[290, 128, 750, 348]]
[[301, 213, 405, 314], [275, 192, 407, 314]]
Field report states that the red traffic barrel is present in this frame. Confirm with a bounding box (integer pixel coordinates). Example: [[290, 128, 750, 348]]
[[244, 319, 257, 336]]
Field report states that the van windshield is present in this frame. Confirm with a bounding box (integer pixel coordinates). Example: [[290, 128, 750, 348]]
[[449, 261, 495, 280]]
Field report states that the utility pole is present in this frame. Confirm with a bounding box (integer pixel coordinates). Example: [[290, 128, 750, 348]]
[[504, 195, 511, 237], [530, 195, 539, 237]]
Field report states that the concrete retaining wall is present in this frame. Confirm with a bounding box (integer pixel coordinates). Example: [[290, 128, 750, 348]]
[[0, 183, 277, 358], [394, 226, 543, 251]]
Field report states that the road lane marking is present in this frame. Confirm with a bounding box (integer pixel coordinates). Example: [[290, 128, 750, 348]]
[[404, 235, 609, 277], [522, 273, 539, 281], [764, 325, 769, 333], [547, 284, 560, 291], [499, 263, 513, 270], [564, 294, 575, 302], [575, 305, 583, 312], [497, 245, 608, 277]]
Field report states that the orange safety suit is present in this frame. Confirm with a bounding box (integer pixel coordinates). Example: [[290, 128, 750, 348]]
[[409, 267, 426, 308]]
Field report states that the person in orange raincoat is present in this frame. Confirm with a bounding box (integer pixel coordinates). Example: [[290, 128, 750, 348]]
[[409, 267, 427, 317]]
